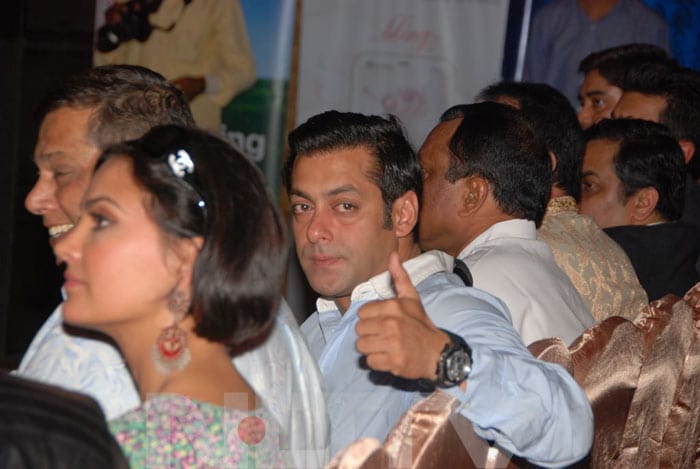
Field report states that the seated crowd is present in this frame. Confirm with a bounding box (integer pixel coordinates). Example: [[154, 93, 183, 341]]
[[4, 37, 700, 468]]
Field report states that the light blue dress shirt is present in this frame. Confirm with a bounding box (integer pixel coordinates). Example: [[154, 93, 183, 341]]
[[302, 250, 593, 467], [17, 299, 330, 468]]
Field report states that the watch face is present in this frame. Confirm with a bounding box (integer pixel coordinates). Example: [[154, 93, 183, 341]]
[[446, 351, 471, 383]]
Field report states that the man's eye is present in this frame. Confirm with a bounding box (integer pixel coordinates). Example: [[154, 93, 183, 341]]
[[336, 203, 355, 212], [291, 203, 311, 214], [581, 181, 597, 194], [53, 169, 73, 184], [592, 99, 605, 109]]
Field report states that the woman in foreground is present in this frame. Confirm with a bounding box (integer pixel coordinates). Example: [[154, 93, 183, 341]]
[[54, 125, 290, 467]]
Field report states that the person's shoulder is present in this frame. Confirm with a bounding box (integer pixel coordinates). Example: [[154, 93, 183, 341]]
[[464, 237, 547, 272], [0, 372, 104, 419], [625, 0, 668, 24], [300, 310, 321, 334], [534, 0, 576, 20], [418, 271, 513, 323]]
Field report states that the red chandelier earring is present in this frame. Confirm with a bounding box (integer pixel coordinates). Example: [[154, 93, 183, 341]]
[[152, 289, 192, 374]]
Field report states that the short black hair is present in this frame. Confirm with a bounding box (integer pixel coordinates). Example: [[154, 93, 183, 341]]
[[618, 64, 700, 141], [99, 125, 288, 352], [578, 43, 670, 87], [478, 81, 584, 200], [35, 65, 195, 150], [585, 119, 686, 221], [439, 102, 552, 226], [284, 111, 422, 232]]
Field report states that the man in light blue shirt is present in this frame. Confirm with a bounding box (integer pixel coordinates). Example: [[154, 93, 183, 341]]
[[284, 110, 593, 466]]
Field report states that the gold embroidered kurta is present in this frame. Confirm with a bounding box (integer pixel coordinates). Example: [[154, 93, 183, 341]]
[[538, 196, 648, 321]]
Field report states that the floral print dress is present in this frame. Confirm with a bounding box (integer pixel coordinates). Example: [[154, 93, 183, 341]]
[[109, 393, 291, 468]]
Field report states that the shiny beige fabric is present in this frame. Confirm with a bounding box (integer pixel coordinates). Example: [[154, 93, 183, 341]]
[[538, 197, 648, 321], [383, 390, 512, 469], [324, 438, 389, 469], [530, 283, 700, 469], [528, 317, 645, 467]]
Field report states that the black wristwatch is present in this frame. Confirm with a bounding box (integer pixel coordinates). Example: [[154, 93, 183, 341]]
[[434, 329, 472, 388]]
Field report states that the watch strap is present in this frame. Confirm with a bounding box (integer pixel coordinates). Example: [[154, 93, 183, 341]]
[[433, 328, 472, 388]]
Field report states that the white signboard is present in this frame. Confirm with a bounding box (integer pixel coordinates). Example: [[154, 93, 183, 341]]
[[297, 0, 510, 146]]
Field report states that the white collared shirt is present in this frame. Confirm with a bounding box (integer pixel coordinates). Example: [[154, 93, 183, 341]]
[[459, 219, 594, 346]]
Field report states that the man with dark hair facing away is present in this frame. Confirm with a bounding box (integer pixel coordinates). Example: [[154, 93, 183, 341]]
[[418, 102, 593, 346]]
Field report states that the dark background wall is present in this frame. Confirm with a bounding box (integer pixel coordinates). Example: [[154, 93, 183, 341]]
[[0, 0, 95, 368]]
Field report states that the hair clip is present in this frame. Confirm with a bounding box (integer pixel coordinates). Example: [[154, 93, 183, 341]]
[[164, 148, 207, 212], [167, 149, 195, 178]]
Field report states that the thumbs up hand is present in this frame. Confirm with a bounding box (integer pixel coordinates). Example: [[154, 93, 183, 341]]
[[356, 252, 451, 381]]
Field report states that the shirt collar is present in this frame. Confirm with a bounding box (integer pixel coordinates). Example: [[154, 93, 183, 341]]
[[458, 218, 537, 259], [544, 196, 578, 219], [315, 250, 454, 313]]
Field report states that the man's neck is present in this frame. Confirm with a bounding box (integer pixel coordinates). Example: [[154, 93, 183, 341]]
[[550, 185, 567, 199], [333, 240, 421, 314], [456, 212, 514, 257], [579, 0, 619, 21], [397, 239, 422, 263], [638, 212, 667, 226]]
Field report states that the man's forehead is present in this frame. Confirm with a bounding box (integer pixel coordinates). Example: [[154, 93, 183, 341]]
[[33, 141, 100, 166], [34, 106, 100, 164], [585, 139, 619, 165], [426, 118, 460, 144], [292, 147, 379, 185], [614, 92, 666, 120]]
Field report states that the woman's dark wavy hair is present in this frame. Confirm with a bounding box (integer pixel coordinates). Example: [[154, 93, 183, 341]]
[[97, 125, 288, 352]]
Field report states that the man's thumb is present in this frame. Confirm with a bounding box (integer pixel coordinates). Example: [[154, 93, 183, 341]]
[[389, 251, 419, 300]]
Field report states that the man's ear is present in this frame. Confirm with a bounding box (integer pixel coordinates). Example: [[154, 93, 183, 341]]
[[458, 176, 489, 216], [391, 191, 419, 239], [549, 150, 558, 174], [679, 139, 695, 165], [626, 187, 659, 224]]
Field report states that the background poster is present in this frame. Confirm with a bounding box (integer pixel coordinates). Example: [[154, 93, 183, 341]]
[[94, 0, 296, 197], [296, 0, 510, 148], [222, 0, 296, 197]]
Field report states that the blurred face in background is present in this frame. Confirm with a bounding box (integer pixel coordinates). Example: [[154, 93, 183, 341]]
[[578, 70, 623, 129], [26, 107, 101, 247], [612, 91, 666, 122], [580, 138, 632, 228]]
